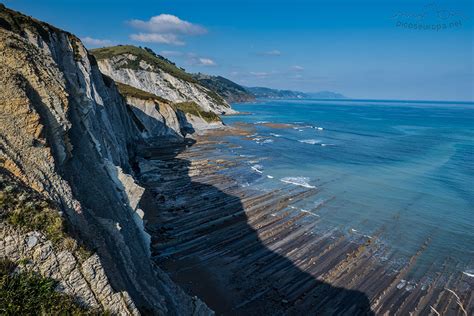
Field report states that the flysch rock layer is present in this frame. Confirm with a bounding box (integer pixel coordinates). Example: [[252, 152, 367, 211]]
[[0, 225, 138, 315], [0, 5, 212, 315], [124, 95, 186, 139], [96, 54, 237, 116]]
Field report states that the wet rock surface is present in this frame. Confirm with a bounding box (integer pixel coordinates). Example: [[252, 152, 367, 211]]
[[140, 130, 473, 315]]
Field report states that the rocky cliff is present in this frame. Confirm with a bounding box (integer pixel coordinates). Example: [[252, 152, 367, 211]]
[[193, 74, 255, 103], [0, 4, 211, 314], [91, 46, 236, 116], [245, 86, 309, 99], [116, 82, 222, 139], [245, 87, 346, 100]]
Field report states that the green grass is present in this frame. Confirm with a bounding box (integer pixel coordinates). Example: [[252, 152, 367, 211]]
[[172, 101, 221, 123], [90, 45, 197, 83], [0, 258, 100, 315], [115, 82, 170, 104], [0, 170, 100, 313], [201, 87, 228, 108], [0, 169, 92, 258], [0, 174, 65, 245]]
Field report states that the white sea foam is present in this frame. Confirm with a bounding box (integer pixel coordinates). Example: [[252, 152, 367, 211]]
[[280, 177, 316, 188], [405, 284, 415, 291], [300, 209, 320, 217], [463, 270, 474, 277], [251, 164, 263, 174], [299, 139, 321, 145], [262, 139, 274, 144], [396, 280, 407, 289], [266, 175, 274, 179], [317, 127, 324, 130], [270, 133, 282, 137]]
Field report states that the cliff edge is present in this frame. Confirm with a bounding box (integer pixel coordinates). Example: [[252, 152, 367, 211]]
[[0, 4, 212, 314]]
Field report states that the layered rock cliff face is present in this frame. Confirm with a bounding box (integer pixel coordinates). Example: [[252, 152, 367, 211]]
[[91, 46, 236, 116], [0, 5, 211, 314], [115, 82, 222, 139], [194, 74, 255, 103]]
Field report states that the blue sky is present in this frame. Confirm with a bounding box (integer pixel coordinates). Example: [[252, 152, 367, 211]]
[[3, 0, 473, 101]]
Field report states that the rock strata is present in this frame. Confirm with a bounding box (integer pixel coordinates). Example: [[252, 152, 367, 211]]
[[91, 46, 236, 116], [0, 5, 212, 315], [1, 226, 139, 315]]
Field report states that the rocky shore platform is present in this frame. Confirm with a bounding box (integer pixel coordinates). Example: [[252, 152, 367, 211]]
[[137, 127, 473, 315]]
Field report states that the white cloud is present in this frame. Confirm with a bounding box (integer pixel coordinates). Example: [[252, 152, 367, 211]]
[[81, 36, 113, 47], [186, 54, 217, 66], [129, 33, 184, 45], [258, 50, 282, 56], [128, 14, 206, 46], [129, 14, 207, 35], [197, 58, 216, 66], [291, 65, 304, 71]]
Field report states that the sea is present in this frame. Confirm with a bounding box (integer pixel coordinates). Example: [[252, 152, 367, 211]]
[[221, 98, 474, 279]]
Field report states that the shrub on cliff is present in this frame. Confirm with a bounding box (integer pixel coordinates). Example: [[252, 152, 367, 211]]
[[173, 101, 221, 123], [0, 258, 100, 315], [0, 169, 91, 259]]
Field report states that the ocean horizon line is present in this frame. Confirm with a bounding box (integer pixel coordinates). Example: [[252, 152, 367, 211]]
[[246, 97, 474, 105]]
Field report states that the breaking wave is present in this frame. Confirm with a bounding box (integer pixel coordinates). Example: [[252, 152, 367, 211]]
[[280, 177, 316, 188], [299, 139, 321, 145]]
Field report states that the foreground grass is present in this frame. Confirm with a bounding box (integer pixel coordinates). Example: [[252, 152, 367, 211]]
[[0, 172, 66, 245], [0, 258, 99, 315], [0, 169, 92, 260]]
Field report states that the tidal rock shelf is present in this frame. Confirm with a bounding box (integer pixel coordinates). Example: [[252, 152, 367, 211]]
[[138, 129, 473, 315]]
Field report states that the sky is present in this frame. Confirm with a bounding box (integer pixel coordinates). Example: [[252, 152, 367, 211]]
[[3, 0, 473, 101]]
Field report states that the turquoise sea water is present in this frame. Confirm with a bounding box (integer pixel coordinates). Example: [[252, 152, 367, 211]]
[[222, 99, 474, 278]]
